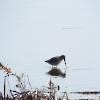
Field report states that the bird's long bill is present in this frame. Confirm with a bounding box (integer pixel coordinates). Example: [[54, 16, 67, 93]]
[[64, 58, 66, 66], [64, 59, 67, 74]]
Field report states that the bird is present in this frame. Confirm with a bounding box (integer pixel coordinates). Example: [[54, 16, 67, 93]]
[[45, 55, 66, 68]]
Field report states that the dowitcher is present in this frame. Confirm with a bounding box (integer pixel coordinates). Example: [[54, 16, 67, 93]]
[[45, 55, 66, 67]]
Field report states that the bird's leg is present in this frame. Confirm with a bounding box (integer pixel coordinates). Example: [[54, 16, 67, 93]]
[[56, 66, 57, 69], [52, 65, 53, 69]]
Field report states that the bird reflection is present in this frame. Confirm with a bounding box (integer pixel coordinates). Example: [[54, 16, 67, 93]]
[[47, 67, 66, 78]]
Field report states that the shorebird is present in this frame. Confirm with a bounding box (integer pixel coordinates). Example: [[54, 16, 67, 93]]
[[45, 55, 66, 67]]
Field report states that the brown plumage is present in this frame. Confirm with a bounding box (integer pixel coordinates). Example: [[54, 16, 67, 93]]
[[45, 55, 66, 67]]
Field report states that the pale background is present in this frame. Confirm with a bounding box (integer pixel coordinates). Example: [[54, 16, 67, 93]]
[[0, 0, 100, 97]]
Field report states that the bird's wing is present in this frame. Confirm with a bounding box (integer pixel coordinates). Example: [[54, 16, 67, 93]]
[[49, 57, 58, 63]]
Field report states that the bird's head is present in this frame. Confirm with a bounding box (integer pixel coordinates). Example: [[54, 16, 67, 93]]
[[60, 55, 66, 65]]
